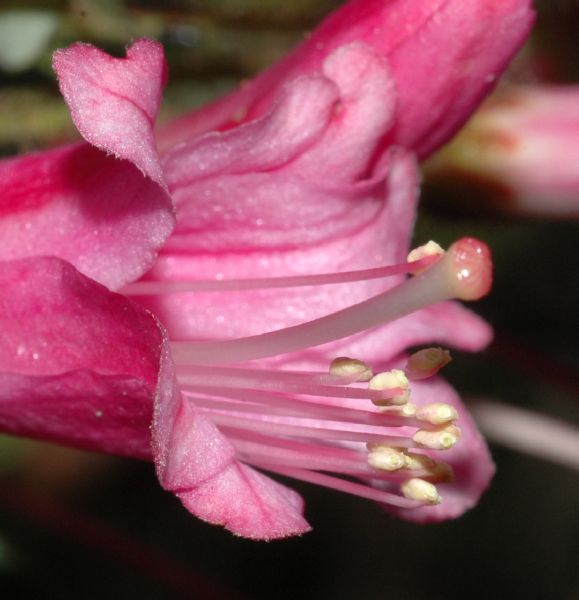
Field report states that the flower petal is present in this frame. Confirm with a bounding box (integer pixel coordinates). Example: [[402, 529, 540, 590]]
[[177, 462, 310, 540], [158, 0, 535, 159], [153, 366, 310, 539], [162, 44, 395, 249], [53, 39, 167, 187], [0, 143, 174, 290], [164, 74, 340, 187], [140, 147, 489, 362], [0, 256, 167, 457], [0, 40, 174, 290], [137, 46, 411, 346]]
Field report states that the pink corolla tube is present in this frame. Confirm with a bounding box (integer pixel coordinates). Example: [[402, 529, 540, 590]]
[[0, 0, 534, 539], [159, 0, 535, 158]]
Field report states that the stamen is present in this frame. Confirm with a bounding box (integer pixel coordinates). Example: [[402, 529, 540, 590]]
[[329, 357, 373, 382], [368, 369, 410, 406], [403, 453, 454, 483], [367, 446, 407, 471], [415, 403, 458, 426], [396, 403, 418, 418], [257, 465, 426, 509], [212, 417, 415, 447], [413, 424, 461, 450], [405, 347, 452, 380], [179, 348, 462, 510], [427, 462, 454, 483], [229, 432, 373, 476], [226, 431, 430, 483], [407, 241, 445, 275], [178, 363, 358, 386], [403, 452, 437, 471], [170, 237, 493, 365], [183, 388, 414, 428], [160, 239, 492, 514], [176, 364, 402, 402], [122, 256, 437, 295], [401, 478, 442, 505]]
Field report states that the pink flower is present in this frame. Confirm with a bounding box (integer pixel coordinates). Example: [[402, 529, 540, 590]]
[[430, 85, 579, 218], [0, 0, 534, 539]]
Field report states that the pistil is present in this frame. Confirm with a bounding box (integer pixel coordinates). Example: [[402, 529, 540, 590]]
[[170, 237, 492, 364], [150, 238, 491, 511]]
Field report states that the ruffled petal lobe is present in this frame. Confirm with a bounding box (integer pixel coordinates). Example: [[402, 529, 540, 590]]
[[53, 39, 167, 187], [158, 0, 535, 158], [0, 40, 174, 290]]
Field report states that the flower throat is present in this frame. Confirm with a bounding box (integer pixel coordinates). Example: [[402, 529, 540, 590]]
[[125, 238, 492, 510]]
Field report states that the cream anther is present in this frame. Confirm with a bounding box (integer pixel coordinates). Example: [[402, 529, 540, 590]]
[[416, 403, 458, 425], [413, 424, 461, 450], [369, 369, 409, 406], [401, 478, 441, 504], [329, 357, 373, 382], [400, 403, 417, 417], [407, 241, 444, 274], [405, 347, 452, 380], [375, 403, 416, 417], [403, 452, 436, 471], [368, 447, 406, 472]]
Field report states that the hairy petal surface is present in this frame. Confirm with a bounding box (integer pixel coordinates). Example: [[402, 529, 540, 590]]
[[176, 462, 309, 540], [0, 40, 173, 290], [53, 39, 167, 187], [159, 0, 535, 158]]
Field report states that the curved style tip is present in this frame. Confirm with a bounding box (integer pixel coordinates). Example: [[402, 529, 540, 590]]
[[448, 237, 493, 301]]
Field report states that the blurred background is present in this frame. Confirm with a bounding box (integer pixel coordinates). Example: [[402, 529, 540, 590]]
[[0, 1, 578, 598]]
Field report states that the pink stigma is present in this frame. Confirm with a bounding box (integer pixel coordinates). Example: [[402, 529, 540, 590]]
[[447, 238, 493, 301]]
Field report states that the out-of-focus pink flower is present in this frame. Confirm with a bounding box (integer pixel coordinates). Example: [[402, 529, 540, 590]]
[[428, 85, 579, 217], [0, 0, 535, 539]]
